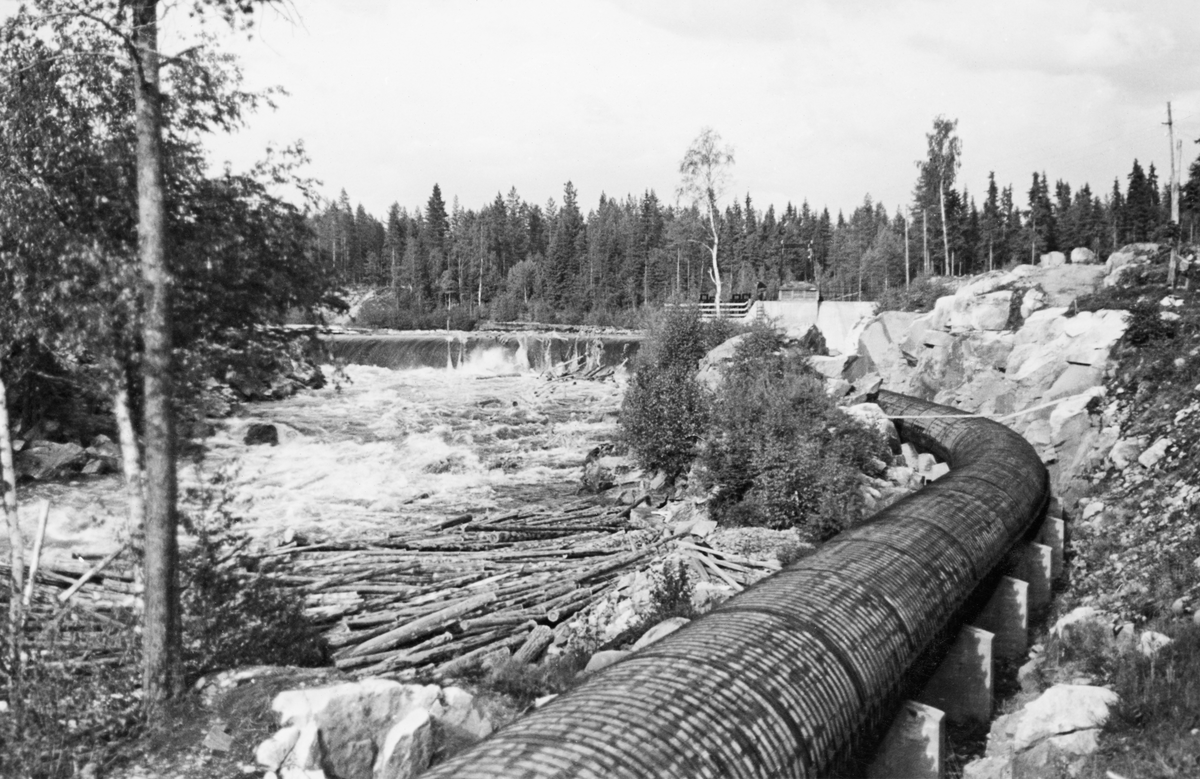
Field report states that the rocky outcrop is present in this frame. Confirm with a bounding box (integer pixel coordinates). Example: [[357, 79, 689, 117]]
[[965, 684, 1118, 778], [1104, 242, 1160, 287], [846, 261, 1129, 494], [14, 440, 88, 480], [257, 679, 494, 779]]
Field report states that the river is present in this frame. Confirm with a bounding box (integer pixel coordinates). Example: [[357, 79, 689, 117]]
[[16, 332, 635, 560]]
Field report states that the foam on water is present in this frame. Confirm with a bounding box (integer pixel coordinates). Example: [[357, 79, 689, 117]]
[[8, 350, 626, 558], [203, 362, 624, 540]]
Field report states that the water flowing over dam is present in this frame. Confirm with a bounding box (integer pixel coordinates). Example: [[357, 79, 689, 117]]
[[323, 332, 642, 373]]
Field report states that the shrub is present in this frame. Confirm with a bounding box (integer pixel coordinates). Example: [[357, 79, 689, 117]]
[[0, 605, 143, 778], [635, 305, 736, 374], [598, 559, 699, 652], [620, 306, 735, 476], [480, 649, 590, 710], [355, 291, 483, 331], [1068, 623, 1200, 778], [1123, 300, 1176, 346], [875, 275, 954, 313], [703, 327, 889, 539], [180, 474, 327, 678], [621, 362, 709, 478], [642, 559, 698, 624]]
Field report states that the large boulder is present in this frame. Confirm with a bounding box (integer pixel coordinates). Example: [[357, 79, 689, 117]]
[[1104, 243, 1159, 287], [1039, 251, 1067, 268], [1070, 247, 1098, 264], [245, 423, 279, 446], [427, 687, 493, 757], [843, 403, 900, 451], [270, 680, 441, 779], [15, 441, 87, 481], [967, 684, 1118, 778], [946, 290, 1013, 332], [808, 354, 850, 380], [375, 709, 433, 779], [1019, 287, 1048, 320], [1013, 684, 1118, 751], [855, 312, 920, 383], [1107, 437, 1146, 469], [697, 334, 751, 391]]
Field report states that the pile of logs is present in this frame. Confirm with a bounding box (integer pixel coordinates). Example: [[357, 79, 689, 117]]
[[261, 499, 674, 679], [2, 544, 139, 643], [7, 497, 791, 682], [674, 539, 783, 592]]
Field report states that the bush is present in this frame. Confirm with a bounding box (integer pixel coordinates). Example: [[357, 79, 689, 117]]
[[180, 474, 327, 678], [0, 606, 143, 778], [642, 559, 698, 624], [634, 305, 737, 374], [1123, 300, 1177, 346], [875, 275, 954, 313], [355, 291, 482, 331], [619, 307, 735, 476], [477, 649, 590, 710], [621, 363, 709, 478], [702, 327, 889, 539], [1060, 623, 1200, 778], [598, 559, 699, 652]]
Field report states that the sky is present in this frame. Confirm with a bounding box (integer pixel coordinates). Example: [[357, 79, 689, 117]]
[[9, 0, 1200, 220]]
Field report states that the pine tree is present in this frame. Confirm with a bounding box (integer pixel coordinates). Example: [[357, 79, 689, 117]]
[[981, 172, 1001, 271], [1026, 172, 1056, 260], [385, 203, 406, 291], [426, 183, 449, 250], [1123, 160, 1169, 243]]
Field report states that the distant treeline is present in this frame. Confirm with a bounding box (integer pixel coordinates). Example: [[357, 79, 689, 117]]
[[315, 157, 1200, 325]]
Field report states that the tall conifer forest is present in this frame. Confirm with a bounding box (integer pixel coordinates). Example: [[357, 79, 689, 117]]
[[317, 153, 1200, 327]]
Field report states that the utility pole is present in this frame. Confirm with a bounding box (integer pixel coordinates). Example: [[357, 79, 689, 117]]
[[904, 211, 911, 288], [1166, 102, 1181, 287], [1167, 102, 1180, 225], [922, 210, 929, 276]]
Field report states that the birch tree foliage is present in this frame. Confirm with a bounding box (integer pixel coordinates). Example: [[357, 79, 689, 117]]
[[678, 128, 735, 306], [0, 0, 316, 707]]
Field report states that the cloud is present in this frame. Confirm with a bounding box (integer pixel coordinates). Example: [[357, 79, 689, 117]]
[[899, 0, 1200, 103], [602, 0, 804, 42]]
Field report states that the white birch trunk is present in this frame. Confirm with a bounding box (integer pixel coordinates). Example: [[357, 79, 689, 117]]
[[707, 202, 722, 315], [0, 374, 23, 622]]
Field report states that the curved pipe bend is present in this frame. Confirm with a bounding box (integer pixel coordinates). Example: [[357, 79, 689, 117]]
[[424, 390, 1049, 779]]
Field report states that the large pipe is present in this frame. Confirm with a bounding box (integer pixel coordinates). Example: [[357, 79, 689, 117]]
[[423, 390, 1049, 778]]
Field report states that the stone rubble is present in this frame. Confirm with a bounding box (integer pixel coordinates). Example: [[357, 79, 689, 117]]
[[256, 679, 494, 779], [845, 258, 1135, 496]]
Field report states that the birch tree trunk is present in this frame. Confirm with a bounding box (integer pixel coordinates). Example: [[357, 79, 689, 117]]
[[113, 379, 146, 550], [0, 374, 24, 624], [132, 0, 181, 706], [0, 372, 25, 728], [707, 203, 722, 315]]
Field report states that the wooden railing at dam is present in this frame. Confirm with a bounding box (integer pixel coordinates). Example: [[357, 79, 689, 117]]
[[422, 390, 1051, 779]]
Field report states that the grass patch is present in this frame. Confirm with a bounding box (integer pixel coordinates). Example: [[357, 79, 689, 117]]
[[1072, 623, 1200, 778]]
